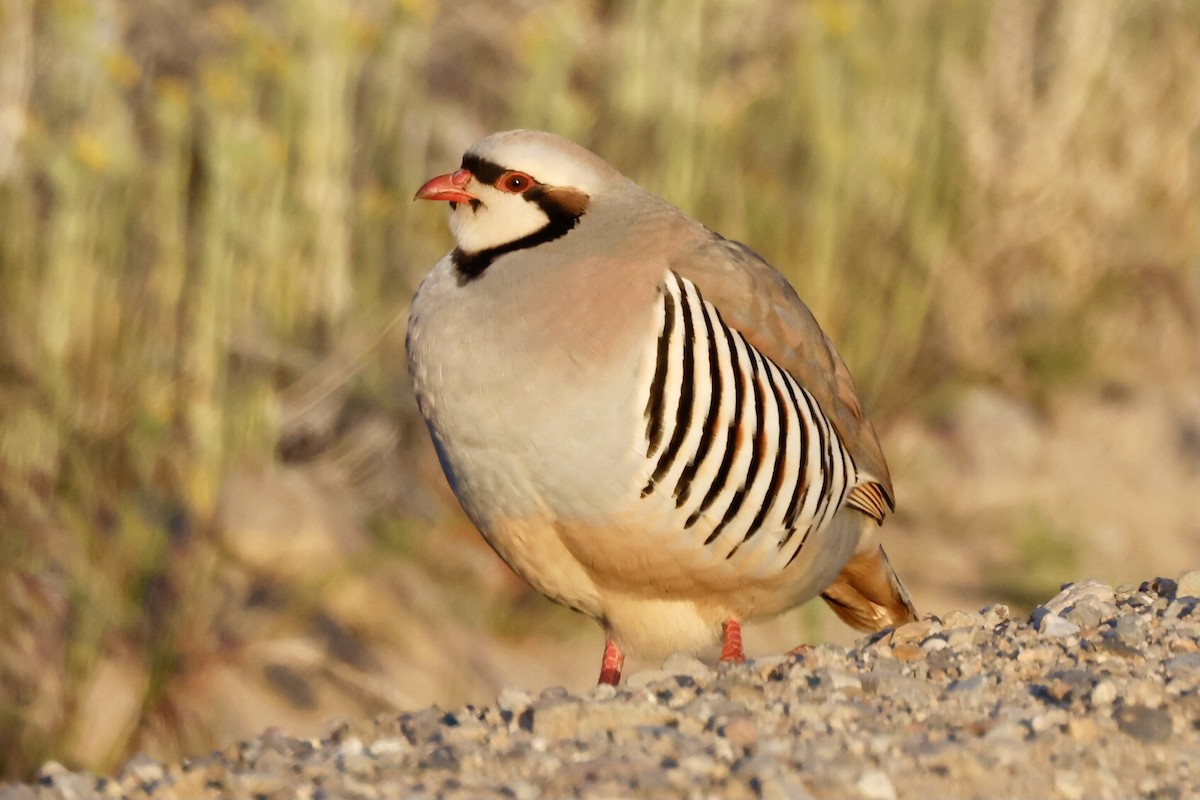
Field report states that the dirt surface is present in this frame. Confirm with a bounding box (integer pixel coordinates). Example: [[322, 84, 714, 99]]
[[10, 574, 1200, 800]]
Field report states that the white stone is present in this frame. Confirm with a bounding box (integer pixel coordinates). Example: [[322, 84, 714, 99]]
[[827, 670, 863, 692], [366, 738, 408, 757], [1036, 612, 1081, 637], [922, 636, 950, 653], [1091, 679, 1117, 706], [1177, 570, 1200, 599], [497, 687, 532, 711], [856, 769, 898, 800], [1055, 770, 1085, 800], [1043, 578, 1116, 616]]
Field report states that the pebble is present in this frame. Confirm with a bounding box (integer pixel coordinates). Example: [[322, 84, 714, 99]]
[[1062, 596, 1107, 628], [1054, 770, 1085, 799], [1043, 578, 1117, 616], [1166, 652, 1200, 677], [1124, 679, 1166, 708], [889, 643, 924, 661], [757, 773, 817, 800], [921, 636, 949, 653], [16, 573, 1200, 800], [1090, 679, 1118, 706], [1017, 645, 1058, 664], [721, 717, 758, 749], [116, 754, 164, 787], [1165, 599, 1197, 620], [1033, 611, 1081, 638], [825, 670, 863, 693], [1176, 570, 1200, 599], [889, 620, 938, 646], [496, 687, 532, 712], [1115, 704, 1172, 743], [855, 769, 897, 800], [1066, 716, 1099, 743], [1113, 614, 1146, 645], [980, 604, 1011, 624], [948, 674, 985, 698], [941, 610, 986, 629]]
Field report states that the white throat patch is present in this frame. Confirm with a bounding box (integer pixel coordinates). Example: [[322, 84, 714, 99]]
[[449, 189, 550, 254]]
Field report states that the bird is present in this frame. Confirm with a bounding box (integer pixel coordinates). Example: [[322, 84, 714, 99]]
[[407, 130, 916, 686]]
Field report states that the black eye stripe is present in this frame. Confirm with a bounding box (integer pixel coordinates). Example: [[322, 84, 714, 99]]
[[461, 154, 512, 186]]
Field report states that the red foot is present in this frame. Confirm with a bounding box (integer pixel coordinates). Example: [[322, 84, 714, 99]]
[[720, 619, 746, 662], [786, 643, 812, 658], [597, 637, 624, 686]]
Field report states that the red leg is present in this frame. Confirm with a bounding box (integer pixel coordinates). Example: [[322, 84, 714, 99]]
[[720, 618, 746, 663], [598, 637, 625, 686]]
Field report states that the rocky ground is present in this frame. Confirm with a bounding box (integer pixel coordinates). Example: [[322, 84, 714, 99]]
[[8, 572, 1200, 800]]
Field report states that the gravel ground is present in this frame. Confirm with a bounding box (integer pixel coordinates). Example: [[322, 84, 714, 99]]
[[9, 573, 1200, 800]]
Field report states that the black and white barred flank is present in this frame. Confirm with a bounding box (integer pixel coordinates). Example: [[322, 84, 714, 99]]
[[641, 271, 859, 566]]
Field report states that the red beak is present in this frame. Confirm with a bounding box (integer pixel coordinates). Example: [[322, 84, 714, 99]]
[[414, 169, 478, 203]]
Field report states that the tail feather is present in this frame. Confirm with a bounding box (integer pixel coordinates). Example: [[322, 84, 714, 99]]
[[821, 545, 917, 631]]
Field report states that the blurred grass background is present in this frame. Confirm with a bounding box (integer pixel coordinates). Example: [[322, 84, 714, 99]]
[[1, 0, 1196, 779]]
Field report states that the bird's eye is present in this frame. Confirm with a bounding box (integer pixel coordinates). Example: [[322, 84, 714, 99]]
[[498, 172, 535, 193]]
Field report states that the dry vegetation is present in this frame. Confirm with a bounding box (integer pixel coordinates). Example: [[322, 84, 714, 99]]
[[0, 0, 1196, 780]]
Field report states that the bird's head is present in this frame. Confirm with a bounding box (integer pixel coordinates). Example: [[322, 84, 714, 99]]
[[415, 130, 626, 278]]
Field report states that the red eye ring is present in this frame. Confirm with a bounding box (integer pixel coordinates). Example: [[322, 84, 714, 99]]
[[498, 171, 535, 194]]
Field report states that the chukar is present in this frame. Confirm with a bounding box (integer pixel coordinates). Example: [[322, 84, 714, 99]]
[[408, 130, 916, 685]]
